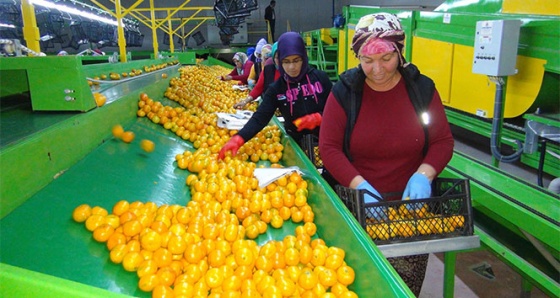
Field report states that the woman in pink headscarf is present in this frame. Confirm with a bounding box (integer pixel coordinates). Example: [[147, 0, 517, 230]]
[[319, 13, 454, 296]]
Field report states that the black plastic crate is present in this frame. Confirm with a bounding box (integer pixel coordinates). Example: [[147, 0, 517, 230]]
[[336, 178, 473, 245], [299, 134, 323, 168]]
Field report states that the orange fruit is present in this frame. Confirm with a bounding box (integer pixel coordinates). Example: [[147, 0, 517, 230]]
[[153, 247, 173, 268], [92, 224, 115, 243], [91, 206, 108, 216], [156, 266, 177, 287], [112, 124, 124, 138], [152, 285, 173, 298], [121, 131, 135, 143], [140, 230, 162, 252], [138, 273, 161, 292], [112, 200, 129, 216], [85, 214, 106, 232], [318, 268, 338, 287], [123, 220, 142, 237], [208, 249, 226, 267], [137, 259, 158, 278], [235, 247, 255, 267], [106, 232, 126, 250], [72, 204, 92, 223], [109, 244, 128, 264], [339, 291, 359, 298], [284, 247, 300, 266], [325, 253, 344, 270], [140, 139, 155, 153], [205, 267, 225, 289], [330, 283, 349, 296], [298, 268, 318, 290], [122, 251, 143, 272], [93, 92, 107, 107], [336, 265, 355, 286]]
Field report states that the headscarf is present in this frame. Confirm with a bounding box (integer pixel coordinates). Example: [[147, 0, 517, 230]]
[[255, 38, 268, 55], [261, 44, 272, 60], [277, 32, 316, 115], [277, 32, 308, 82], [233, 52, 248, 74], [246, 47, 255, 58], [351, 13, 406, 66], [265, 41, 279, 67]]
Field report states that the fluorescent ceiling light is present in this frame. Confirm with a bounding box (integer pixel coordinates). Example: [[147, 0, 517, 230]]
[[30, 0, 122, 26]]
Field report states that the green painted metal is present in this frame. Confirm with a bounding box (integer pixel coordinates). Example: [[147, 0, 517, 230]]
[[0, 62, 413, 297], [443, 252, 457, 298], [441, 151, 560, 296], [0, 56, 96, 111], [475, 227, 559, 297], [445, 108, 560, 177], [0, 69, 30, 98], [81, 58, 179, 81], [0, 66, 180, 219], [0, 263, 130, 298]]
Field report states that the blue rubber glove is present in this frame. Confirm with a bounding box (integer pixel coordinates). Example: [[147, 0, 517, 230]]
[[357, 181, 385, 221], [357, 181, 382, 203], [402, 173, 432, 200]]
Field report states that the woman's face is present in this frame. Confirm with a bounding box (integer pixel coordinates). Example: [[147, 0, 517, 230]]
[[359, 51, 399, 87], [233, 59, 242, 67], [281, 55, 303, 78]]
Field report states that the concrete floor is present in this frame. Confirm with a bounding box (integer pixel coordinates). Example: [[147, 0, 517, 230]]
[[415, 127, 556, 298], [419, 252, 550, 298]]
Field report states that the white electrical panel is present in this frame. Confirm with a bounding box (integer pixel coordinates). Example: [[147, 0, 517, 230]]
[[472, 19, 522, 76]]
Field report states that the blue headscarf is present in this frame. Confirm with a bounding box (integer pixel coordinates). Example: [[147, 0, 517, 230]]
[[246, 47, 255, 58], [277, 32, 309, 82]]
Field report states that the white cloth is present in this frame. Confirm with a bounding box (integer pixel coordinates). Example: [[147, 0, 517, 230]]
[[216, 110, 253, 130], [253, 166, 302, 188]]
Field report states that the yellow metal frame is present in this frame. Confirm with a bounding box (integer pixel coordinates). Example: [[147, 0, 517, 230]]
[[18, 0, 215, 61], [20, 0, 41, 55], [89, 0, 214, 62]]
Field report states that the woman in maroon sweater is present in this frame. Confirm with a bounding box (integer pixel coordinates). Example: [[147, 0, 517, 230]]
[[319, 13, 454, 296], [221, 52, 253, 85]]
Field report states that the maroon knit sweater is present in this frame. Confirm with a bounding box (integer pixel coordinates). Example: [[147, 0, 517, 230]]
[[319, 78, 454, 200]]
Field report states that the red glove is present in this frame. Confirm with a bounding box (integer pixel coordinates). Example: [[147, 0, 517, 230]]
[[218, 135, 245, 160], [293, 113, 322, 132]]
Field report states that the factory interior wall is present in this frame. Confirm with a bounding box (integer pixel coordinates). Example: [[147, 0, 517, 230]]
[[62, 0, 444, 54]]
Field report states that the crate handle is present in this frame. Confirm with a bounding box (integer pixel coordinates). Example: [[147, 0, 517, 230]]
[[438, 179, 465, 197]]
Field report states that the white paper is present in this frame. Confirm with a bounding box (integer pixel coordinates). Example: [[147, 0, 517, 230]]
[[253, 167, 303, 188]]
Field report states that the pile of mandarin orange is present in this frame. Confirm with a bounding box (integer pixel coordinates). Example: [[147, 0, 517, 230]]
[[72, 63, 358, 297]]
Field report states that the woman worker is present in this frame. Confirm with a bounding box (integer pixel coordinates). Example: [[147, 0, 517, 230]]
[[247, 43, 272, 88], [318, 13, 454, 296], [220, 52, 253, 85], [234, 43, 279, 109], [219, 32, 333, 159]]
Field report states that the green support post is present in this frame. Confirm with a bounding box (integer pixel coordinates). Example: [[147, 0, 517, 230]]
[[443, 251, 457, 298]]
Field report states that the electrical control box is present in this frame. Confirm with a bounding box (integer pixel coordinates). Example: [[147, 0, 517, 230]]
[[472, 19, 522, 76]]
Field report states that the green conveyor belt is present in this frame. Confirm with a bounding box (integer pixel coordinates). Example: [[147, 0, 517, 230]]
[[0, 118, 193, 297], [0, 60, 413, 297]]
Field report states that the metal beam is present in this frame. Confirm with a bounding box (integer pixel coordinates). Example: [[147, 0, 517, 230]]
[[20, 0, 41, 55]]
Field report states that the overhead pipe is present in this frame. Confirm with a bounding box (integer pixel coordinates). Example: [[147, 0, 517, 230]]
[[489, 76, 524, 163]]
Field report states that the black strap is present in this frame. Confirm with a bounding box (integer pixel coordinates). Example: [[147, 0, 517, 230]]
[[400, 68, 434, 157]]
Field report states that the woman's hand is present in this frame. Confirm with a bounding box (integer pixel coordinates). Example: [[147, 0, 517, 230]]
[[233, 97, 253, 109]]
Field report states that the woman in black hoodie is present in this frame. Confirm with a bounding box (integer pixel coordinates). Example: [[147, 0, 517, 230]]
[[219, 32, 332, 159]]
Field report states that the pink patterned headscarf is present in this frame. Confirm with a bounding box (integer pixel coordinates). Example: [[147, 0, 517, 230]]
[[351, 13, 406, 65]]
